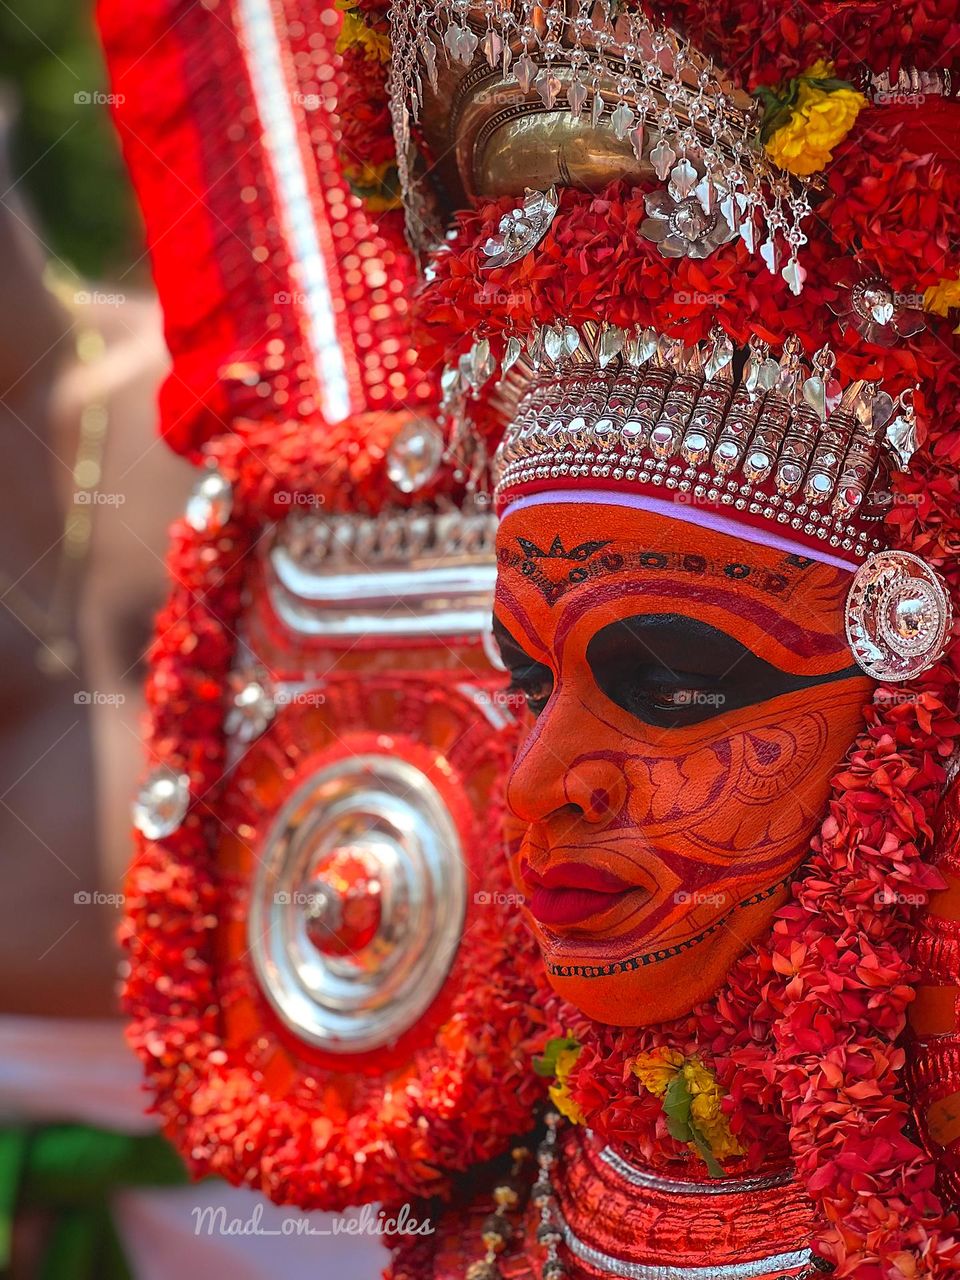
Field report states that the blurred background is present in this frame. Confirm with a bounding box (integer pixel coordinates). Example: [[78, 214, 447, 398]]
[[0, 4, 386, 1277], [0, 0, 141, 278]]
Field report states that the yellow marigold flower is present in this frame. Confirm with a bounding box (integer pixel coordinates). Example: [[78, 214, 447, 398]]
[[764, 62, 866, 177], [924, 278, 960, 319], [343, 160, 402, 212], [682, 1061, 743, 1163], [548, 1047, 586, 1125], [336, 8, 391, 61], [631, 1048, 685, 1098]]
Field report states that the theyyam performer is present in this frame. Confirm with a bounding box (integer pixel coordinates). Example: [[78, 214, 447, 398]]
[[99, 0, 960, 1277]]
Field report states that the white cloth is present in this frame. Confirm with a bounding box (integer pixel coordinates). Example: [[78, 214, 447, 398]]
[[0, 1015, 388, 1279], [114, 1184, 388, 1280], [0, 1014, 154, 1132]]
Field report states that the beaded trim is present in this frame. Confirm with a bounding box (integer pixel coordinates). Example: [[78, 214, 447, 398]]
[[272, 506, 497, 572], [861, 65, 956, 101], [442, 321, 914, 560], [560, 1225, 813, 1280], [596, 1145, 794, 1196]]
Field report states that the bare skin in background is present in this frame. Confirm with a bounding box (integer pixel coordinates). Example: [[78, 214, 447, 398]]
[[0, 181, 191, 1019]]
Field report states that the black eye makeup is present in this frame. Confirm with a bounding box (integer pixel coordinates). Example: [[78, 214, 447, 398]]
[[586, 614, 861, 728], [492, 617, 554, 717]]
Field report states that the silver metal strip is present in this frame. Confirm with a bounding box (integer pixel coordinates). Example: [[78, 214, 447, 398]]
[[236, 0, 352, 422], [562, 1224, 812, 1280], [598, 1145, 795, 1196], [271, 550, 497, 604], [269, 598, 495, 638], [267, 551, 497, 638]]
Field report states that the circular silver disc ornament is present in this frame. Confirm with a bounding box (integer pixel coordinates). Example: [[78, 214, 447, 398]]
[[248, 754, 467, 1054], [845, 551, 952, 682]]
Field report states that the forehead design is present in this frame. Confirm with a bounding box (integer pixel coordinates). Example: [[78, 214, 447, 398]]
[[496, 499, 855, 678]]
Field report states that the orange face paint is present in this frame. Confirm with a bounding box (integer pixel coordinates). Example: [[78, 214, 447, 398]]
[[494, 500, 872, 1024]]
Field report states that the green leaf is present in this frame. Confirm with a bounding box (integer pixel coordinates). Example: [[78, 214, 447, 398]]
[[661, 1069, 729, 1178], [533, 1036, 579, 1079], [690, 1131, 727, 1180], [662, 1072, 694, 1144], [754, 80, 801, 143], [804, 76, 856, 93]]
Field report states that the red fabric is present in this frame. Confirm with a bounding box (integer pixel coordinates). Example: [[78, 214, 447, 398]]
[[97, 0, 432, 455]]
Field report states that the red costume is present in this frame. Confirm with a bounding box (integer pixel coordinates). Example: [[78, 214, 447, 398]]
[[99, 0, 960, 1275]]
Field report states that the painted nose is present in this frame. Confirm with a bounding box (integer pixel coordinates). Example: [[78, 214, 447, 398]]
[[506, 690, 625, 827]]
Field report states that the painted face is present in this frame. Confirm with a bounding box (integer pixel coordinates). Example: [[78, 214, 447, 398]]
[[493, 499, 872, 1025]]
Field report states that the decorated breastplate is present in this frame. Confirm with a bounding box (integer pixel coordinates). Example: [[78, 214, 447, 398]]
[[417, 1120, 824, 1280]]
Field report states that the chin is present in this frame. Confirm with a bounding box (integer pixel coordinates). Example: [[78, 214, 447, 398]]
[[545, 972, 711, 1024], [545, 954, 724, 1025]]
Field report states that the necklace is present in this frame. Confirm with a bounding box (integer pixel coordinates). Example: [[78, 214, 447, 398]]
[[0, 272, 109, 678]]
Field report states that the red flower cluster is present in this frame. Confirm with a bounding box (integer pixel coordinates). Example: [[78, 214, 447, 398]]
[[655, 1, 960, 88], [416, 178, 951, 447]]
